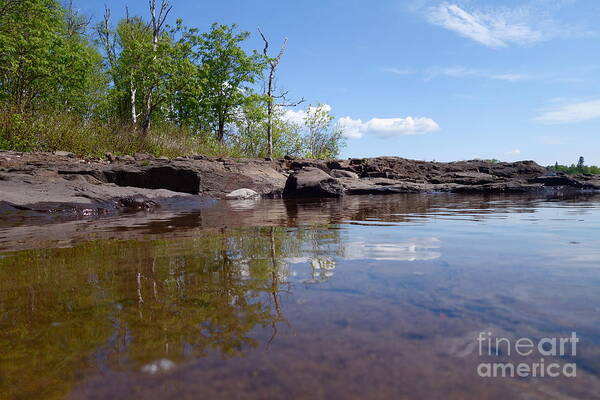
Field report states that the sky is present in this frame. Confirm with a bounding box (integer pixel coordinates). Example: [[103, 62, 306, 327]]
[[81, 0, 600, 165]]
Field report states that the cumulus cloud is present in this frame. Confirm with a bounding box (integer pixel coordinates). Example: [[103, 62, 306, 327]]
[[338, 116, 440, 139], [426, 3, 557, 48], [536, 100, 600, 124], [283, 104, 440, 139], [283, 104, 332, 126]]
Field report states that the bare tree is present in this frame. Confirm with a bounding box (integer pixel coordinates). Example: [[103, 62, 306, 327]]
[[64, 0, 92, 37], [97, 6, 117, 71], [258, 29, 304, 158], [141, 0, 172, 134]]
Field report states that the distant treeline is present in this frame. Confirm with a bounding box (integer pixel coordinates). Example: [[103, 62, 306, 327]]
[[549, 164, 600, 175], [0, 0, 344, 158]]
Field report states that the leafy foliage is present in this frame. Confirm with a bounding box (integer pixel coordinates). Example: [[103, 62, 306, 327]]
[[0, 0, 346, 159]]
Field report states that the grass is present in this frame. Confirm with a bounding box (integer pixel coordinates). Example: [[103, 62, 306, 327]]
[[0, 109, 241, 159]]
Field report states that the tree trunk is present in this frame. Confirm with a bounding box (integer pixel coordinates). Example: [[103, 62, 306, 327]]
[[217, 117, 225, 142], [130, 75, 137, 126], [266, 67, 275, 158]]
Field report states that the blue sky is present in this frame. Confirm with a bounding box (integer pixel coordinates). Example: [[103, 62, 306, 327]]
[[82, 0, 600, 165]]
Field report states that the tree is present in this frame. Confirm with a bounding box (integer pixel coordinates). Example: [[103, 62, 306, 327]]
[[0, 0, 103, 113], [257, 29, 304, 158], [98, 2, 179, 134], [186, 23, 264, 142], [577, 156, 585, 172], [304, 104, 345, 159], [230, 96, 306, 158]]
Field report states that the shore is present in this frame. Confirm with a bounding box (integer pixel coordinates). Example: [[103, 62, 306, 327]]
[[1, 150, 599, 216]]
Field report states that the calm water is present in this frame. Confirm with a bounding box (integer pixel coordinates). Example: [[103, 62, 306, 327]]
[[1, 194, 600, 399]]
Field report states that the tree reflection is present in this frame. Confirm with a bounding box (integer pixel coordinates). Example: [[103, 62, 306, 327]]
[[0, 225, 343, 399]]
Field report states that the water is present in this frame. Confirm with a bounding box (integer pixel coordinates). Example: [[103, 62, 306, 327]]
[[1, 194, 600, 399]]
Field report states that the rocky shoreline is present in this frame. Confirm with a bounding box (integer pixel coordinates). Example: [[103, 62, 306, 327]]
[[1, 150, 599, 215]]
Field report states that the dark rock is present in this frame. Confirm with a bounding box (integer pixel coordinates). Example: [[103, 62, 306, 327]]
[[331, 169, 360, 179], [284, 167, 344, 198], [103, 165, 202, 194], [118, 197, 159, 210], [529, 175, 584, 187]]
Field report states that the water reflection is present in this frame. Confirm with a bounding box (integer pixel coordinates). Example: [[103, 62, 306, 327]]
[[1, 194, 600, 399], [344, 237, 441, 261]]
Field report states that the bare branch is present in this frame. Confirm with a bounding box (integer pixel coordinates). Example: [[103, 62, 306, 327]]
[[279, 97, 306, 108], [258, 28, 269, 58], [98, 5, 116, 69]]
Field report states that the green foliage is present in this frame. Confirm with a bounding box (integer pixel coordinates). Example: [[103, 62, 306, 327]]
[[0, 0, 104, 113], [182, 23, 265, 140], [229, 97, 306, 158], [304, 104, 346, 159], [0, 0, 346, 159], [549, 163, 600, 175]]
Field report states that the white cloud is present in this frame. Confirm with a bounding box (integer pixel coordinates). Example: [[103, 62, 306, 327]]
[[283, 104, 332, 126], [426, 3, 549, 48], [382, 67, 413, 75], [536, 100, 600, 124], [434, 67, 531, 82], [505, 149, 521, 155], [339, 116, 440, 139], [284, 104, 440, 139]]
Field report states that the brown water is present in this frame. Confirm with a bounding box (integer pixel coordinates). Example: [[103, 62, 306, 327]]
[[1, 194, 600, 399]]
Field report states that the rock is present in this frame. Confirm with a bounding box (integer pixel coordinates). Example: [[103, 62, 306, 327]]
[[54, 151, 75, 158], [134, 152, 152, 161], [0, 150, 599, 217], [283, 167, 344, 198], [529, 175, 584, 187], [330, 169, 359, 179], [103, 165, 202, 194], [226, 188, 260, 200]]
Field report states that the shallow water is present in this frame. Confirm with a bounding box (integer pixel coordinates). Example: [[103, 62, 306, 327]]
[[1, 194, 600, 399]]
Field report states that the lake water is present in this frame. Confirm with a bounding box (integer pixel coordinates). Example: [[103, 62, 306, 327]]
[[1, 194, 600, 399]]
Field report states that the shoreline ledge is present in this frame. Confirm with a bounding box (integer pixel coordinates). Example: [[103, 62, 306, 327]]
[[1, 151, 599, 215]]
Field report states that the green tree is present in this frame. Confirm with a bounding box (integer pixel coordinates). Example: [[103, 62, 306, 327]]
[[304, 104, 346, 159], [0, 0, 103, 113], [98, 2, 183, 135], [185, 23, 264, 142], [230, 96, 306, 157]]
